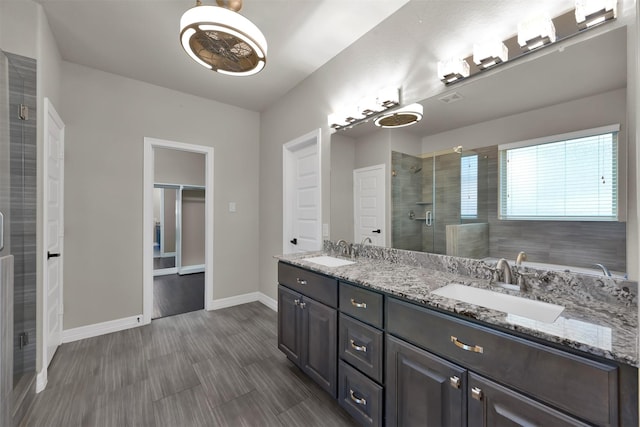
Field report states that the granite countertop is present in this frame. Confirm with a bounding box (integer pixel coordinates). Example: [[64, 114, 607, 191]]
[[276, 251, 639, 367]]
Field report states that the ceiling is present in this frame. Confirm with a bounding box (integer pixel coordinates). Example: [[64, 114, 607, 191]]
[[34, 0, 409, 112], [34, 0, 626, 124]]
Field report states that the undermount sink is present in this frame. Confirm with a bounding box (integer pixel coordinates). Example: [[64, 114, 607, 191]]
[[303, 255, 356, 268], [431, 284, 564, 323]]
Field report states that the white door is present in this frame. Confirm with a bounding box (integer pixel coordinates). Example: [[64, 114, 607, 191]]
[[354, 164, 386, 246], [43, 98, 64, 369], [283, 130, 322, 253]]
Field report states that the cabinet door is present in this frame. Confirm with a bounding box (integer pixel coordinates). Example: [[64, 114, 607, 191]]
[[467, 373, 590, 427], [386, 335, 466, 427], [302, 297, 338, 398], [278, 285, 302, 365]]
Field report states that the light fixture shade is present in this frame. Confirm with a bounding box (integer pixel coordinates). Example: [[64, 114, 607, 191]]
[[374, 103, 423, 129], [575, 0, 617, 29], [438, 58, 470, 84], [517, 14, 556, 50], [473, 40, 508, 69], [180, 4, 267, 76]]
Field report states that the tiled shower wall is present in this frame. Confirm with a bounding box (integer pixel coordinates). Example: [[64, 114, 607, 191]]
[[6, 52, 37, 382], [391, 145, 627, 273]]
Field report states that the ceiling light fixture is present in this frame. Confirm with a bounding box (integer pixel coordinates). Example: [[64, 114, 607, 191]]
[[438, 58, 470, 84], [473, 40, 508, 69], [373, 103, 423, 129], [575, 0, 617, 29], [517, 14, 556, 51], [180, 0, 267, 76]]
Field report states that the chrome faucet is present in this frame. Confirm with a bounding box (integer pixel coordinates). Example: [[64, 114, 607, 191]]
[[516, 251, 527, 265], [361, 237, 372, 245], [336, 239, 352, 257], [496, 258, 513, 285], [594, 263, 612, 277]]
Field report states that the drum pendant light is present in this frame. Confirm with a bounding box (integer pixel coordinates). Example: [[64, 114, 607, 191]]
[[180, 0, 267, 76]]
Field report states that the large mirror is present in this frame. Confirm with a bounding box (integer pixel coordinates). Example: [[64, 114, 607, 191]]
[[330, 26, 628, 276]]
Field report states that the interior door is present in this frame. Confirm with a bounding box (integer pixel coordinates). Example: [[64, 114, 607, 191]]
[[43, 99, 64, 368], [283, 131, 322, 253], [353, 165, 386, 246]]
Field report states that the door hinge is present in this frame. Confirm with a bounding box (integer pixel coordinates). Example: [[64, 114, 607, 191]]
[[19, 104, 29, 121]]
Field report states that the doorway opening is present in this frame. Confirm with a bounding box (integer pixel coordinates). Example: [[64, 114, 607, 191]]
[[143, 138, 214, 323]]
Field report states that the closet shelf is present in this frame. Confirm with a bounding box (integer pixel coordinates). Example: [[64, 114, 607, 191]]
[[416, 202, 432, 205]]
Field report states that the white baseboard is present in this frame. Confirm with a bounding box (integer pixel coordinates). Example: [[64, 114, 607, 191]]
[[178, 264, 205, 275], [36, 371, 47, 393], [258, 292, 278, 311], [62, 314, 144, 343], [207, 292, 277, 312], [153, 267, 178, 277]]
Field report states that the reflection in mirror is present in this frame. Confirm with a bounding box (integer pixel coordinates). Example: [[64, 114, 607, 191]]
[[153, 185, 178, 271], [330, 26, 628, 277]]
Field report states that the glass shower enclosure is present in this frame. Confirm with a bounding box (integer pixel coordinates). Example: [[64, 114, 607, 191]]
[[0, 49, 38, 424]]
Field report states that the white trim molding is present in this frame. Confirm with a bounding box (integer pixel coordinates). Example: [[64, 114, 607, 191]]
[[143, 137, 214, 325], [62, 315, 143, 343], [178, 264, 205, 275], [208, 292, 277, 312], [36, 371, 48, 393]]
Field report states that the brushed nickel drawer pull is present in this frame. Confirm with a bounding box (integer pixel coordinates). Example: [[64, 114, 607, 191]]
[[349, 389, 367, 406], [471, 387, 483, 401], [349, 339, 367, 353], [449, 375, 461, 389], [350, 298, 367, 309], [299, 302, 306, 309], [451, 336, 483, 354], [296, 278, 307, 285], [294, 299, 300, 306]]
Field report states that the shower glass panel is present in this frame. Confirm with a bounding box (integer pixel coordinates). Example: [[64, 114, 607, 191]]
[[1, 51, 37, 389]]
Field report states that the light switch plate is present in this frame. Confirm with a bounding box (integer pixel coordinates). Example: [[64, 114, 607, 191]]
[[322, 223, 329, 237], [229, 202, 236, 213]]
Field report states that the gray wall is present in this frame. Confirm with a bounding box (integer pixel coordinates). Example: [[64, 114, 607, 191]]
[[60, 61, 260, 329], [154, 148, 205, 186]]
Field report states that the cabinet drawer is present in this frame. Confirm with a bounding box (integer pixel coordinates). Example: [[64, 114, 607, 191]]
[[339, 282, 383, 328], [339, 314, 383, 383], [278, 262, 338, 308], [386, 297, 619, 427], [338, 360, 383, 427]]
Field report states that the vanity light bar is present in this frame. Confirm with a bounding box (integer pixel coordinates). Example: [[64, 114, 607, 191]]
[[437, 58, 470, 83], [473, 41, 509, 69], [575, 0, 617, 29], [437, 1, 616, 86], [328, 87, 400, 130]]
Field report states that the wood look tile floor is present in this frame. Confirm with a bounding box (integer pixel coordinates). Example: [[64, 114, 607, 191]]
[[20, 303, 358, 427], [153, 273, 204, 319]]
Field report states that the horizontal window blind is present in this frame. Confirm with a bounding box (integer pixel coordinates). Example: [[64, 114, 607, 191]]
[[499, 126, 618, 221], [461, 154, 478, 218]]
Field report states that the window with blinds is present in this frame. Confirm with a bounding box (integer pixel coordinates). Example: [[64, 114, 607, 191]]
[[461, 154, 478, 218], [499, 125, 619, 221]]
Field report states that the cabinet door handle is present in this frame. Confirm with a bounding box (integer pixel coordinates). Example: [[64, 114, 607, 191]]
[[350, 298, 367, 309], [449, 375, 461, 389], [294, 299, 300, 306], [451, 336, 483, 354], [349, 339, 367, 353], [299, 302, 306, 309], [349, 389, 367, 406], [296, 278, 307, 285], [471, 387, 483, 401]]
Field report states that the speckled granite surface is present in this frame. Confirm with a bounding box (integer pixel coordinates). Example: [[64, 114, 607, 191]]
[[276, 243, 639, 367]]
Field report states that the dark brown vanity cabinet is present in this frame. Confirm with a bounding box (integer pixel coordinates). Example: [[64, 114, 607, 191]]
[[386, 297, 622, 427], [386, 335, 466, 427], [277, 263, 338, 398], [338, 282, 385, 427], [467, 373, 590, 427]]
